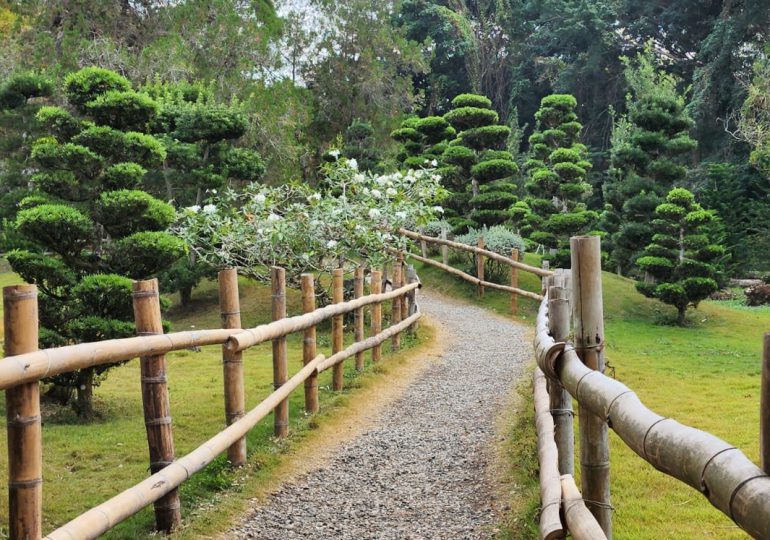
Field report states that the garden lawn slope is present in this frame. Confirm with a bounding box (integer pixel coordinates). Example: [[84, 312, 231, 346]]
[[416, 257, 767, 539]]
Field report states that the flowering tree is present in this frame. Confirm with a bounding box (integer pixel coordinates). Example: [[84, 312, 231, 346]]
[[176, 158, 447, 290]]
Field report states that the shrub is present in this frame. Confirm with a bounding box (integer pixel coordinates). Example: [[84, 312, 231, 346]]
[[95, 190, 176, 237], [102, 162, 146, 190], [64, 67, 132, 111], [36, 106, 83, 140], [72, 274, 135, 320], [456, 125, 510, 150], [108, 231, 186, 278], [444, 106, 499, 131], [455, 226, 526, 283], [85, 90, 159, 131], [470, 159, 518, 183], [745, 284, 770, 306], [15, 204, 94, 255], [174, 103, 247, 143], [415, 116, 455, 140], [451, 93, 492, 109], [442, 145, 476, 169]]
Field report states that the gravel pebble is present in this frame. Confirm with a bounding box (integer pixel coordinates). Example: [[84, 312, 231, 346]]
[[231, 291, 529, 539]]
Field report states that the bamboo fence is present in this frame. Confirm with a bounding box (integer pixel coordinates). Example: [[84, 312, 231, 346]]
[[0, 264, 421, 540], [532, 235, 770, 540]]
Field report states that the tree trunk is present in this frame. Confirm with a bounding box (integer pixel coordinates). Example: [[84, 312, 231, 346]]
[[179, 285, 193, 307], [75, 368, 95, 420], [677, 306, 687, 326]]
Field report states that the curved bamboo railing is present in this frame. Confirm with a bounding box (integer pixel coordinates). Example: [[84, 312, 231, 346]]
[[1, 261, 422, 540], [532, 236, 770, 540]]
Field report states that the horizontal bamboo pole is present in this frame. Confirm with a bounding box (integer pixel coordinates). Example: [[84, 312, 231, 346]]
[[0, 283, 419, 390], [317, 311, 422, 373], [406, 251, 543, 301], [533, 368, 565, 540], [561, 474, 607, 540], [399, 228, 552, 277], [533, 297, 770, 539], [228, 282, 419, 352], [45, 353, 327, 540]]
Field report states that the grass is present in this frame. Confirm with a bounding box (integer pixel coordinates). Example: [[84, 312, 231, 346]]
[[0, 273, 430, 538], [415, 254, 768, 540]]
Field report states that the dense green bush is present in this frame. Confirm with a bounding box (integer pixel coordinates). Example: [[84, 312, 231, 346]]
[[455, 226, 526, 282]]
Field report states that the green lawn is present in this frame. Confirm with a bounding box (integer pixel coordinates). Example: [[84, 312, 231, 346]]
[[0, 273, 428, 538], [415, 256, 767, 540]]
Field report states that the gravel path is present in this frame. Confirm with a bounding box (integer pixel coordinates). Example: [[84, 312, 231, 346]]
[[233, 291, 530, 539]]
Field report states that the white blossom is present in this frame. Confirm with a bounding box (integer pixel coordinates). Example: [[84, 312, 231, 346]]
[[368, 208, 381, 219], [326, 240, 338, 248], [202, 204, 216, 214], [432, 206, 445, 214], [187, 205, 201, 213], [348, 158, 358, 170], [371, 189, 382, 199], [430, 159, 438, 167], [386, 187, 397, 197], [254, 193, 266, 204], [329, 149, 340, 158], [395, 211, 407, 220], [267, 213, 281, 222]]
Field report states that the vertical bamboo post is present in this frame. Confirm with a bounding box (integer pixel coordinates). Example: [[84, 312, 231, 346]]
[[218, 269, 246, 466], [441, 227, 449, 266], [398, 253, 408, 331], [406, 264, 419, 335], [354, 267, 365, 371], [301, 274, 319, 414], [571, 236, 612, 538], [419, 227, 428, 258], [5, 284, 42, 540], [548, 285, 574, 476], [477, 236, 485, 296], [271, 267, 289, 437], [391, 256, 403, 352], [762, 333, 770, 473], [332, 268, 344, 390], [510, 248, 519, 317], [371, 269, 383, 363], [541, 259, 550, 294], [132, 279, 181, 533]]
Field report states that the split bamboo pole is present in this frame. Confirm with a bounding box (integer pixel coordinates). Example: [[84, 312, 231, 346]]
[[510, 248, 519, 316], [477, 236, 485, 296], [132, 279, 181, 533], [5, 284, 41, 540], [301, 274, 319, 414], [271, 267, 289, 438], [561, 474, 608, 540], [354, 267, 365, 371], [762, 333, 770, 473], [391, 257, 403, 352], [400, 228, 552, 276], [419, 226, 428, 258], [570, 236, 611, 538], [406, 251, 543, 301], [399, 254, 408, 329], [405, 265, 420, 335], [332, 268, 345, 391], [533, 367, 565, 540], [534, 297, 770, 539], [218, 269, 246, 466], [371, 270, 383, 363], [548, 285, 574, 476], [440, 227, 449, 266], [46, 353, 326, 540]]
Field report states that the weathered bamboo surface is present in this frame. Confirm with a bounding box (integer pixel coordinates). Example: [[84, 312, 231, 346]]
[[533, 368, 565, 540], [405, 251, 543, 301], [0, 282, 419, 390], [534, 296, 770, 539], [561, 474, 607, 540], [399, 228, 553, 277]]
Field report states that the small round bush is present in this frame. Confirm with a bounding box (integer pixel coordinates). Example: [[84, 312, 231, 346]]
[[451, 93, 492, 109], [6, 250, 77, 290], [540, 94, 577, 111], [480, 150, 514, 162], [16, 204, 94, 254], [31, 141, 104, 178], [72, 274, 135, 319], [441, 145, 475, 169], [415, 116, 454, 142], [120, 132, 167, 167], [102, 162, 146, 190], [65, 67, 132, 111], [108, 231, 186, 279], [471, 159, 518, 183], [459, 125, 510, 150], [444, 106, 499, 131], [174, 103, 247, 143], [391, 127, 422, 143], [6, 72, 53, 99], [72, 125, 126, 157], [85, 90, 159, 131], [95, 190, 176, 237], [36, 106, 83, 140]]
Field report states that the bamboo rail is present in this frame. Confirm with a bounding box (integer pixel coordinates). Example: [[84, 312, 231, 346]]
[[405, 251, 543, 301], [354, 267, 365, 371], [0, 264, 420, 540], [371, 269, 383, 363], [533, 368, 564, 540], [534, 280, 770, 539], [561, 474, 608, 540], [391, 255, 403, 352], [399, 228, 553, 277]]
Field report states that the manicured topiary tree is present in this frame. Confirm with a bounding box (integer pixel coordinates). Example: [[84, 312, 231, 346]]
[[523, 94, 596, 266], [342, 118, 381, 172], [602, 52, 697, 275], [635, 188, 725, 325], [392, 114, 455, 169], [441, 93, 518, 232], [8, 67, 185, 418]]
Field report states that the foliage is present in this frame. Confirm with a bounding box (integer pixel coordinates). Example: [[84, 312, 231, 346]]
[[176, 158, 447, 286], [454, 224, 526, 284], [522, 93, 596, 266], [603, 49, 697, 275], [8, 66, 182, 418], [342, 118, 381, 172], [635, 188, 724, 325]]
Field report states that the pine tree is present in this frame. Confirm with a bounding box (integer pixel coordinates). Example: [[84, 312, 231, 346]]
[[8, 67, 185, 418], [602, 51, 697, 275], [636, 188, 725, 325], [441, 93, 518, 232], [522, 94, 596, 266]]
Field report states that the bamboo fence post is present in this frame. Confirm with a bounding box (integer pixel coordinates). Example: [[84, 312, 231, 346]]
[[391, 256, 403, 352], [762, 333, 770, 473], [561, 474, 608, 540], [441, 226, 449, 266], [354, 267, 365, 371], [541, 260, 550, 294], [406, 264, 419, 335], [218, 269, 246, 467], [477, 236, 485, 296], [548, 285, 574, 476], [419, 226, 428, 258], [399, 253, 408, 333], [132, 279, 181, 533], [4, 284, 42, 540], [371, 269, 383, 363], [301, 274, 319, 414], [510, 248, 519, 317], [332, 267, 345, 390], [271, 267, 289, 437], [571, 236, 612, 538]]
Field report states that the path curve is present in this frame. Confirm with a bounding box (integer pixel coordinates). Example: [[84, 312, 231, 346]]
[[232, 291, 530, 539]]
